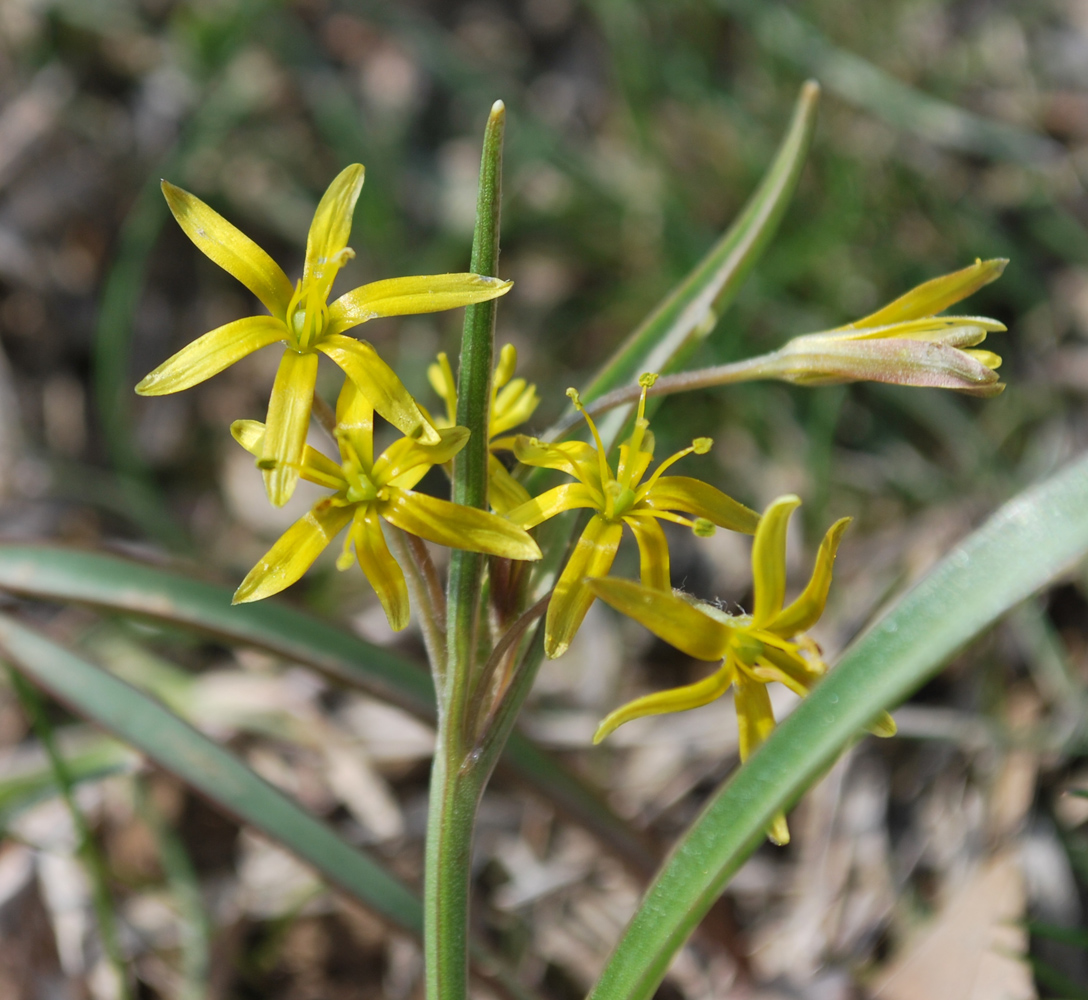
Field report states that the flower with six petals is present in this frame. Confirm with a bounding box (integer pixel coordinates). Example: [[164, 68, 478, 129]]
[[231, 378, 541, 629], [507, 375, 759, 658], [137, 164, 513, 506], [427, 343, 540, 513], [587, 494, 895, 844], [764, 258, 1008, 397]]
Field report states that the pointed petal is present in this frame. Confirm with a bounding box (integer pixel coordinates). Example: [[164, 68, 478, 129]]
[[374, 427, 470, 487], [335, 374, 375, 467], [135, 316, 286, 395], [488, 455, 532, 515], [318, 334, 439, 445], [161, 182, 294, 320], [304, 164, 365, 294], [491, 378, 540, 438], [868, 711, 897, 738], [427, 352, 457, 425], [379, 488, 541, 561], [231, 418, 345, 490], [233, 499, 353, 603], [506, 483, 602, 529], [513, 435, 600, 483], [639, 476, 759, 534], [772, 516, 851, 636], [733, 669, 788, 843], [624, 514, 670, 591], [328, 274, 513, 335], [261, 350, 319, 507], [734, 669, 777, 762], [593, 662, 734, 743], [586, 577, 734, 661], [545, 517, 623, 658], [353, 507, 411, 631], [843, 258, 1008, 329], [751, 495, 801, 629]]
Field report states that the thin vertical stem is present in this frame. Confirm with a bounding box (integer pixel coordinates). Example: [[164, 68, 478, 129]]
[[425, 100, 506, 1000]]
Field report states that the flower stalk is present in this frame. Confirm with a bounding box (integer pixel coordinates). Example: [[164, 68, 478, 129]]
[[425, 99, 507, 1000]]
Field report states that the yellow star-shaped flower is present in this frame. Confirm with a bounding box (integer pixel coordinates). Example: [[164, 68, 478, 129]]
[[136, 164, 512, 506], [231, 378, 541, 630], [427, 343, 540, 513], [507, 375, 759, 658], [588, 495, 895, 845]]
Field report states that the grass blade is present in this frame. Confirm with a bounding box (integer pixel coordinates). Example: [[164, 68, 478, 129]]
[[588, 451, 1088, 1000], [571, 78, 820, 415], [0, 545, 655, 875], [0, 615, 543, 1000], [0, 614, 423, 932]]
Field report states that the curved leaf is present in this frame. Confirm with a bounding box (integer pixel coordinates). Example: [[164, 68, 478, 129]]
[[588, 452, 1088, 1000], [0, 545, 656, 875]]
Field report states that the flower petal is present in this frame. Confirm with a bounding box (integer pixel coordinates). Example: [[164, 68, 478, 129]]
[[304, 164, 365, 296], [506, 483, 602, 530], [379, 488, 542, 561], [262, 350, 319, 507], [843, 258, 1008, 329], [771, 516, 851, 636], [639, 476, 759, 533], [135, 316, 286, 395], [232, 499, 353, 604], [734, 670, 789, 845], [593, 661, 734, 744], [623, 513, 670, 591], [231, 418, 345, 490], [488, 455, 531, 515], [353, 507, 411, 631], [491, 377, 540, 438], [335, 374, 375, 467], [751, 495, 801, 629], [586, 577, 734, 662], [427, 352, 457, 426], [513, 435, 600, 483], [328, 274, 513, 335], [868, 712, 897, 738], [545, 516, 623, 658], [374, 427, 470, 487], [161, 182, 294, 320], [318, 334, 440, 444]]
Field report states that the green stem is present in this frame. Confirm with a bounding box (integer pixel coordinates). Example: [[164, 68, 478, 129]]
[[425, 100, 506, 1000]]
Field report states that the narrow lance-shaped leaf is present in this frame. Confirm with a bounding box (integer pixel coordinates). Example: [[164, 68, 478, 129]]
[[588, 451, 1088, 1000], [0, 545, 658, 880], [548, 79, 820, 445], [0, 615, 543, 1000]]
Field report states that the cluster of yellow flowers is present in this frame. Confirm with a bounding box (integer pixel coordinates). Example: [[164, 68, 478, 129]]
[[140, 166, 1012, 843]]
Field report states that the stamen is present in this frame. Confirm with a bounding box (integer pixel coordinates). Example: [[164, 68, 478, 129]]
[[641, 436, 714, 495], [567, 387, 613, 495]]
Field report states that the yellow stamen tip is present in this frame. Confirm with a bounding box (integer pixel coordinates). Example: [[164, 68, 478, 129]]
[[256, 457, 277, 470], [693, 518, 716, 538], [692, 437, 712, 455], [638, 372, 659, 388]]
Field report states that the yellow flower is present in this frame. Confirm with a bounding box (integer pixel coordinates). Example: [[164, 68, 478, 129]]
[[765, 258, 1008, 397], [136, 165, 513, 506], [231, 378, 541, 630], [507, 375, 759, 658], [427, 343, 540, 513], [588, 495, 895, 845]]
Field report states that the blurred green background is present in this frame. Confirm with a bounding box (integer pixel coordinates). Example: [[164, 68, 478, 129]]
[[1, 1, 1088, 998]]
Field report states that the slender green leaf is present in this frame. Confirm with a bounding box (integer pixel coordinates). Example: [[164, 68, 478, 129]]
[[560, 79, 820, 429], [0, 614, 422, 932], [589, 452, 1088, 1000], [0, 615, 544, 1000], [0, 545, 655, 874]]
